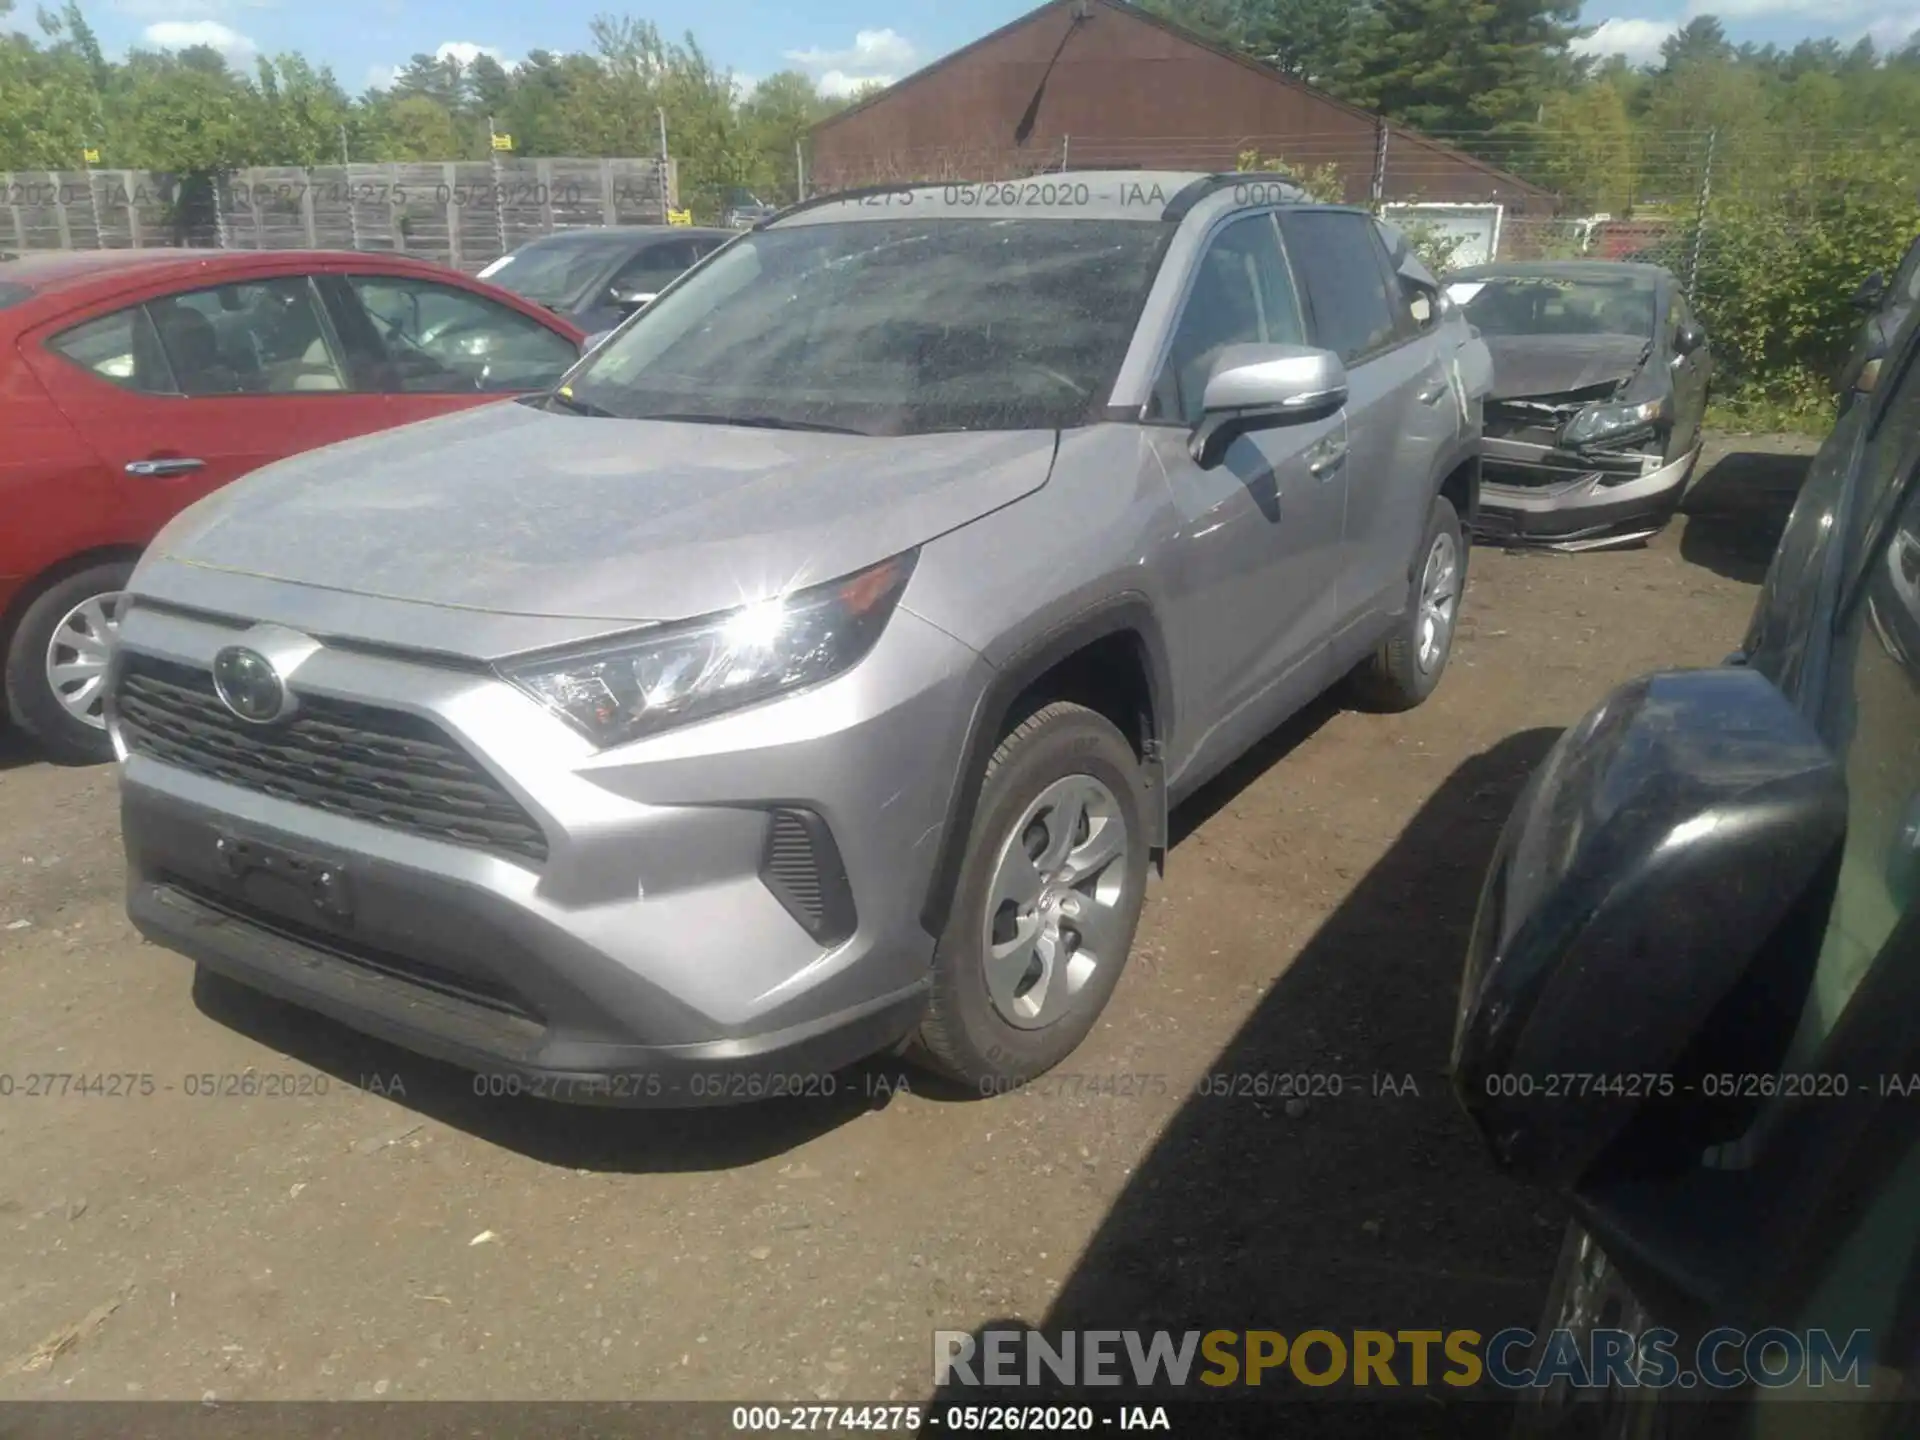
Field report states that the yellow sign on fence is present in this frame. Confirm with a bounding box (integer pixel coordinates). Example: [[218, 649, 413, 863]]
[[666, 208, 693, 226], [82, 148, 100, 164], [490, 133, 513, 152]]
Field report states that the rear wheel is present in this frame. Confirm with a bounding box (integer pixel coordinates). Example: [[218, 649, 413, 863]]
[[4, 561, 133, 765], [1346, 496, 1463, 712], [911, 702, 1150, 1091]]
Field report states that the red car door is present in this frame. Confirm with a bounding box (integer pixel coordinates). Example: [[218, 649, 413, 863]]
[[21, 266, 391, 545], [312, 266, 584, 429]]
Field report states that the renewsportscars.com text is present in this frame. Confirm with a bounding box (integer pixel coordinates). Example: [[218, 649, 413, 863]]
[[933, 1327, 1874, 1391]]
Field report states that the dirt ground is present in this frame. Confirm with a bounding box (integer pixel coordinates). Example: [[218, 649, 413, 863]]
[[0, 432, 1819, 1413]]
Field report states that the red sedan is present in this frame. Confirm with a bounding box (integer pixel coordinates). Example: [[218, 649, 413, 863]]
[[0, 248, 586, 763]]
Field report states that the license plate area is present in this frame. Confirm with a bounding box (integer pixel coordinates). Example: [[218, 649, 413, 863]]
[[214, 832, 354, 923]]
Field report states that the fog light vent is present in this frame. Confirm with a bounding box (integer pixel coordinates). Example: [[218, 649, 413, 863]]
[[760, 808, 856, 946]]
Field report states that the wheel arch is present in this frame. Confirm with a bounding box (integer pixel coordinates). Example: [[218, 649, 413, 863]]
[[918, 594, 1172, 939]]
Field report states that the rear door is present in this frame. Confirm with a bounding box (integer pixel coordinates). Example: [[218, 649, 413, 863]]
[[1278, 208, 1444, 643], [21, 269, 375, 545], [317, 269, 582, 428]]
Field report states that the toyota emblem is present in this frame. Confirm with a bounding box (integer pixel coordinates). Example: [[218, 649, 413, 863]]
[[211, 646, 290, 723]]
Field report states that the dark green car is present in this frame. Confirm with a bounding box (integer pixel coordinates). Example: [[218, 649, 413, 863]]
[[1454, 299, 1920, 1435]]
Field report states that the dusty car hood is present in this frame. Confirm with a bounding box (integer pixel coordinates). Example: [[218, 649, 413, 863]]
[[1483, 334, 1651, 401], [145, 401, 1060, 623]]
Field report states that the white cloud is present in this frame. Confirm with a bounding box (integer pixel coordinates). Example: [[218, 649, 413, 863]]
[[141, 18, 257, 66], [785, 27, 915, 95], [814, 68, 900, 97], [432, 40, 506, 67], [364, 62, 399, 90], [1572, 17, 1678, 65], [1866, 8, 1920, 47]]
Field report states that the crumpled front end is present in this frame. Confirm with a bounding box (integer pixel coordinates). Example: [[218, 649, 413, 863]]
[[1476, 378, 1697, 553]]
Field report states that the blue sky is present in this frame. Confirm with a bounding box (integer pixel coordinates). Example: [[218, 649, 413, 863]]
[[28, 0, 1920, 97]]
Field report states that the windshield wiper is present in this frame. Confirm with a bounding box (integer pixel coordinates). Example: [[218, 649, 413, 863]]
[[643, 412, 868, 435], [544, 389, 618, 418]]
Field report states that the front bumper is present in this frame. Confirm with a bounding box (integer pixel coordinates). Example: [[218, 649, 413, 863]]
[[113, 599, 983, 1105], [1474, 438, 1700, 552]]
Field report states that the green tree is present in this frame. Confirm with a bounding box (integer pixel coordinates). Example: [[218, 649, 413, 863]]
[[1659, 17, 1732, 73], [1530, 77, 1636, 213], [111, 48, 260, 172], [1335, 0, 1584, 139]]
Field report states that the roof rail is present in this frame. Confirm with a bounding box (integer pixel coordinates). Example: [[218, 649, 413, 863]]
[[755, 182, 935, 229], [1160, 172, 1309, 221]]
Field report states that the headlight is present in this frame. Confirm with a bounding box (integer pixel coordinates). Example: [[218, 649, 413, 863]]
[[502, 552, 917, 747], [1559, 397, 1665, 449]]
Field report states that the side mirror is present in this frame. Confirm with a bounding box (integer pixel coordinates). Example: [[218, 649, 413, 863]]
[[610, 288, 657, 313], [1189, 344, 1348, 469], [1852, 271, 1889, 312], [1452, 666, 1845, 1189], [1673, 322, 1706, 355]]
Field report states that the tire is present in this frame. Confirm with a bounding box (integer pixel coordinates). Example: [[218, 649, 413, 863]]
[[1346, 495, 1464, 713], [3, 561, 134, 766], [911, 701, 1151, 1092]]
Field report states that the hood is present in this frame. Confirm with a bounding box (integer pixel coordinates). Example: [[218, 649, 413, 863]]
[[1483, 334, 1651, 401], [146, 401, 1060, 624]]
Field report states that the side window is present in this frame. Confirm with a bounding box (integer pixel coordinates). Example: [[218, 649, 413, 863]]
[[1147, 213, 1306, 426], [340, 275, 578, 394], [610, 241, 699, 297], [1371, 221, 1432, 340], [47, 305, 176, 394], [1279, 210, 1401, 365], [145, 277, 347, 396]]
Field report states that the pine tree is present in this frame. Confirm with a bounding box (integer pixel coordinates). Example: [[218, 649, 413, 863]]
[[1334, 0, 1582, 138]]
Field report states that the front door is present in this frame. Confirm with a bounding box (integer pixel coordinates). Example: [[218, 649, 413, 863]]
[[1147, 210, 1346, 787], [318, 272, 583, 429]]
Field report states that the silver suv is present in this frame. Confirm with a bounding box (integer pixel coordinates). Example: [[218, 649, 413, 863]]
[[110, 173, 1490, 1103]]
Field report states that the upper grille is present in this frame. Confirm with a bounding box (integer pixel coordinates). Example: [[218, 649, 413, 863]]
[[115, 653, 548, 864]]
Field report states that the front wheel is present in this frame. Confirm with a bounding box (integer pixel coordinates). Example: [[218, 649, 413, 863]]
[[911, 701, 1151, 1091], [4, 561, 134, 765], [1346, 495, 1464, 712]]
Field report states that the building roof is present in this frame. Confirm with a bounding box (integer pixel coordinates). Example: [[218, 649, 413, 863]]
[[808, 0, 1554, 206]]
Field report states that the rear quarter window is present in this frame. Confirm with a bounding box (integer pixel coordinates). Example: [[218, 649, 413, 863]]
[[0, 281, 33, 309]]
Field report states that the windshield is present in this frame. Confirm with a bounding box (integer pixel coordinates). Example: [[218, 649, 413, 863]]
[[480, 237, 630, 306], [1452, 275, 1657, 339], [561, 218, 1170, 435]]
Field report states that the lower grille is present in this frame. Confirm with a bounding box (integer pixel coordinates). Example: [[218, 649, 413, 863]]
[[760, 807, 856, 946], [115, 653, 548, 865], [162, 876, 544, 1023]]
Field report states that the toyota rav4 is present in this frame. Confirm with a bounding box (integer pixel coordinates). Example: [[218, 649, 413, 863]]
[[109, 172, 1490, 1102]]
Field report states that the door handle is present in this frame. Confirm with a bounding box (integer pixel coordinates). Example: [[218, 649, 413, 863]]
[[1417, 370, 1450, 405], [125, 458, 205, 477], [1306, 438, 1347, 479]]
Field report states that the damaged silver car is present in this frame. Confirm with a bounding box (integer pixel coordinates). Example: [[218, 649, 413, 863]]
[[1446, 261, 1711, 551]]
